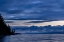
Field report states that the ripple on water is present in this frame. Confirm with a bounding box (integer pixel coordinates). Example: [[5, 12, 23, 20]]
[[1, 34, 64, 42]]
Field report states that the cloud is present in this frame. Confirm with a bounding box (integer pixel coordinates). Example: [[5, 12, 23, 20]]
[[5, 20, 64, 26], [5, 21, 14, 23], [25, 20, 58, 23], [7, 9, 23, 14], [26, 21, 49, 23], [0, 0, 64, 20], [32, 1, 42, 4]]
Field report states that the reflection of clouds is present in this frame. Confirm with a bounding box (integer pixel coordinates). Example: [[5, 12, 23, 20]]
[[5, 20, 64, 26]]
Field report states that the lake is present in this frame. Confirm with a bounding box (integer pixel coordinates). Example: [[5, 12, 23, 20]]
[[0, 34, 64, 42]]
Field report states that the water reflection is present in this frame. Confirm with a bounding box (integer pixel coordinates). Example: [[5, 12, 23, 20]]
[[0, 36, 5, 42], [1, 34, 64, 42], [0, 35, 11, 42]]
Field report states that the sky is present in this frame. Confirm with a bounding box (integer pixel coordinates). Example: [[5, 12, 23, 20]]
[[0, 0, 64, 26], [5, 20, 64, 26]]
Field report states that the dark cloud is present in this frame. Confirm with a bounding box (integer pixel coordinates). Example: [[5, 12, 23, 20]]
[[5, 21, 14, 23], [0, 0, 64, 20], [7, 10, 23, 14], [25, 20, 58, 23], [26, 21, 44, 23]]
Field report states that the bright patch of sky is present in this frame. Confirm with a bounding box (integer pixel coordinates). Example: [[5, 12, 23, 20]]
[[5, 20, 64, 26]]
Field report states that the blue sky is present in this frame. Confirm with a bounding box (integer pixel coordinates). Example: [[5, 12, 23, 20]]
[[0, 0, 64, 20], [1, 0, 64, 26]]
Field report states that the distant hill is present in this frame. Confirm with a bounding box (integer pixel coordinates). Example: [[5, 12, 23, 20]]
[[11, 25, 64, 34]]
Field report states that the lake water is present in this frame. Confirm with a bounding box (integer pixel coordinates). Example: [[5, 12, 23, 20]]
[[0, 34, 64, 42]]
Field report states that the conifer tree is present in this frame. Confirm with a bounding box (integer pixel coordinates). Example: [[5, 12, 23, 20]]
[[0, 14, 15, 35]]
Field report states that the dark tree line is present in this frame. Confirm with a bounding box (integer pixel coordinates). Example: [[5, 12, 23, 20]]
[[0, 14, 15, 35]]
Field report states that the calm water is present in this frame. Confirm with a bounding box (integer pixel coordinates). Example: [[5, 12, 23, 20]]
[[0, 34, 64, 42]]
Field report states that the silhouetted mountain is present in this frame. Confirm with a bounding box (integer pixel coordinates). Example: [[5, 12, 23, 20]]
[[0, 14, 15, 35]]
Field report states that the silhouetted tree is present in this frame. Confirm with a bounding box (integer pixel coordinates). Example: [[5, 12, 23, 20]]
[[0, 14, 15, 35]]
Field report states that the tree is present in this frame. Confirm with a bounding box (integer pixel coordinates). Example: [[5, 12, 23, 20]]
[[0, 14, 15, 35]]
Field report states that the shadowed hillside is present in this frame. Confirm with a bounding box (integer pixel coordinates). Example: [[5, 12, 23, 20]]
[[0, 14, 15, 35]]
